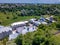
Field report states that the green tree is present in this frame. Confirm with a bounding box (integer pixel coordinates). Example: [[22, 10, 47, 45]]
[[15, 34, 23, 45]]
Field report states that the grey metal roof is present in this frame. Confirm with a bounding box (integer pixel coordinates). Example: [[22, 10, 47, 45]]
[[22, 26, 37, 34], [16, 27, 24, 34], [40, 17, 46, 22], [10, 25, 37, 39], [9, 33, 18, 40], [0, 26, 12, 33]]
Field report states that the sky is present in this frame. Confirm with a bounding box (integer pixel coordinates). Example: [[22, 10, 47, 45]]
[[0, 0, 60, 3]]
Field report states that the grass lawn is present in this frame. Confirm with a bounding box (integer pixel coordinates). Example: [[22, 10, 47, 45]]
[[0, 12, 40, 26], [52, 33, 60, 44]]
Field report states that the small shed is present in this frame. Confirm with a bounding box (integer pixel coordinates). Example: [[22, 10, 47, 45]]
[[39, 17, 46, 22], [33, 21, 41, 26], [29, 18, 36, 24]]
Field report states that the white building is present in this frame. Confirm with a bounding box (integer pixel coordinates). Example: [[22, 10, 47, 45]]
[[9, 24, 37, 40], [46, 16, 55, 23], [29, 18, 36, 24], [11, 21, 28, 30]]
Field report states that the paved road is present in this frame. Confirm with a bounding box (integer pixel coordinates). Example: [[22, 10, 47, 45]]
[[54, 30, 60, 35]]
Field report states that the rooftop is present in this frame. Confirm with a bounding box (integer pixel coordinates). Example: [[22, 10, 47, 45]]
[[0, 26, 12, 33], [11, 21, 28, 26]]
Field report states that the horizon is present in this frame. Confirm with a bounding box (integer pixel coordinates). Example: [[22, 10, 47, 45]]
[[0, 0, 60, 4]]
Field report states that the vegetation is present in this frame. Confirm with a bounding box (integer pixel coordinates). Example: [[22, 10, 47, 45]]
[[0, 4, 60, 45], [0, 4, 60, 26], [15, 21, 60, 45], [0, 37, 8, 45], [14, 13, 60, 45], [0, 12, 40, 26]]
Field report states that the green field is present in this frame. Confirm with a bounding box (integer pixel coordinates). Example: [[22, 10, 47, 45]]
[[0, 12, 40, 26]]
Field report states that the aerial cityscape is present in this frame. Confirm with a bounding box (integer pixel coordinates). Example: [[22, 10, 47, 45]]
[[0, 0, 60, 45]]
